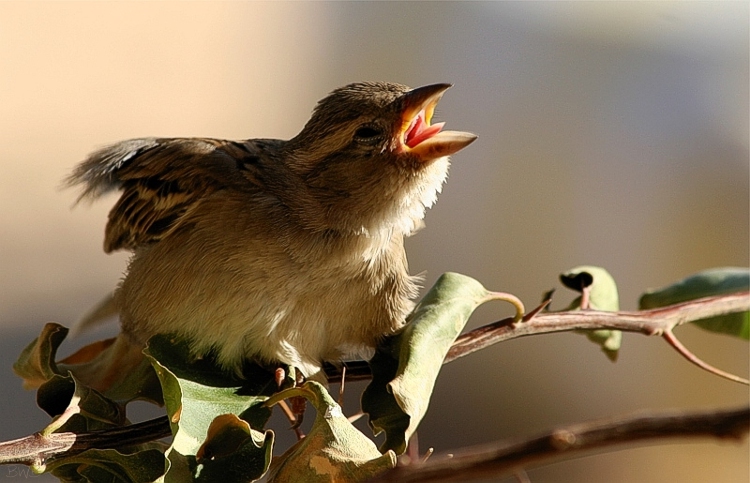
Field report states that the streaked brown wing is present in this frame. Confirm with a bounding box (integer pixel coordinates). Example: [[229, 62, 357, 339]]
[[68, 137, 266, 253]]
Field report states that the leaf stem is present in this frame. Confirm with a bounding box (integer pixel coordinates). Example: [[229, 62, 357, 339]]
[[486, 291, 525, 323]]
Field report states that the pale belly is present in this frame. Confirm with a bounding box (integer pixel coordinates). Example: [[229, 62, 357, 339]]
[[118, 234, 413, 377]]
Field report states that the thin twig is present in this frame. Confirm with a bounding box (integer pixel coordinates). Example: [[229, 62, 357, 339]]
[[369, 406, 750, 482], [663, 329, 749, 385]]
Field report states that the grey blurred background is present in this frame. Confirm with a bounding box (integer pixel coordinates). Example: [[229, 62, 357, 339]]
[[0, 2, 747, 482]]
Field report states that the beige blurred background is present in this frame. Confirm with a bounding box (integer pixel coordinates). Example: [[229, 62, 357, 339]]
[[0, 2, 747, 482]]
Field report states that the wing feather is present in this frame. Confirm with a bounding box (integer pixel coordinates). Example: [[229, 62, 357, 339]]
[[67, 137, 270, 253]]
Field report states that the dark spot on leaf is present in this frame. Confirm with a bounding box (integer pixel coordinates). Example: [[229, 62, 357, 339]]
[[560, 271, 594, 292]]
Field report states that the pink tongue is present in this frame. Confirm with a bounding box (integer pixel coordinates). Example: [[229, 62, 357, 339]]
[[405, 115, 445, 148]]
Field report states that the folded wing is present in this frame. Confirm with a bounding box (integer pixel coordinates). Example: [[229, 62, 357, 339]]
[[67, 137, 266, 253]]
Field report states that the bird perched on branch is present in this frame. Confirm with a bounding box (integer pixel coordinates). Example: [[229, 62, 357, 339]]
[[68, 82, 476, 381]]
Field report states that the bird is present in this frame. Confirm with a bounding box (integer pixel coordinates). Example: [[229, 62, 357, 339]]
[[68, 82, 477, 382]]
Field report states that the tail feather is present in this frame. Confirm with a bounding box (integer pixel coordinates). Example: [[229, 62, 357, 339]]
[[71, 292, 119, 337]]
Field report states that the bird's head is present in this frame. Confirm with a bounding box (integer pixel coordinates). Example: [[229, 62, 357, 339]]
[[284, 82, 477, 237]]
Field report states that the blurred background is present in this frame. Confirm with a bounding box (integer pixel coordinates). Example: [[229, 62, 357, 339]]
[[0, 2, 747, 481]]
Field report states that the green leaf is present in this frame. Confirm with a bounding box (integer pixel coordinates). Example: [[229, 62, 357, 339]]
[[560, 266, 619, 311], [37, 373, 127, 435], [266, 381, 396, 483], [46, 448, 167, 483], [362, 272, 499, 455], [14, 323, 164, 405], [639, 267, 750, 339], [144, 334, 277, 481], [560, 266, 622, 361], [13, 323, 68, 389], [194, 414, 273, 482], [31, 373, 167, 480], [59, 344, 165, 407], [12, 326, 168, 480]]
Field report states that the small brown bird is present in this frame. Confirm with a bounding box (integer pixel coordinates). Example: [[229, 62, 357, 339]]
[[69, 82, 476, 380]]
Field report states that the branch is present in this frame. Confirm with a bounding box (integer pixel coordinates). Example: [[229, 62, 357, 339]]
[[447, 291, 749, 363], [0, 417, 171, 467], [2, 292, 746, 468], [324, 291, 750, 381], [369, 406, 750, 482]]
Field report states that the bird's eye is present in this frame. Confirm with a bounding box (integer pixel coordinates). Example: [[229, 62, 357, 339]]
[[353, 125, 384, 144]]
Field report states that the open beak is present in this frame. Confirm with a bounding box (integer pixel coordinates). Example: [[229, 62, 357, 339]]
[[399, 83, 477, 161]]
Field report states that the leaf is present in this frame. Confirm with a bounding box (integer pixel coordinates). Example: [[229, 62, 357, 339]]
[[194, 414, 273, 483], [13, 325, 168, 480], [13, 323, 68, 389], [560, 266, 619, 312], [362, 272, 500, 455], [57, 335, 164, 406], [13, 323, 163, 405], [37, 374, 127, 435], [31, 373, 168, 481], [157, 408, 273, 481], [266, 381, 396, 483], [144, 334, 277, 482], [46, 448, 167, 483], [560, 266, 622, 361], [639, 267, 750, 339]]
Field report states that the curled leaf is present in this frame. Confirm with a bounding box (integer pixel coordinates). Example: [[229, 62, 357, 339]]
[[560, 266, 622, 360], [45, 448, 167, 483], [266, 381, 396, 483], [362, 272, 517, 455], [13, 323, 68, 389], [560, 266, 619, 312], [194, 414, 273, 483], [38, 374, 127, 436], [144, 334, 277, 481], [13, 323, 163, 405]]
